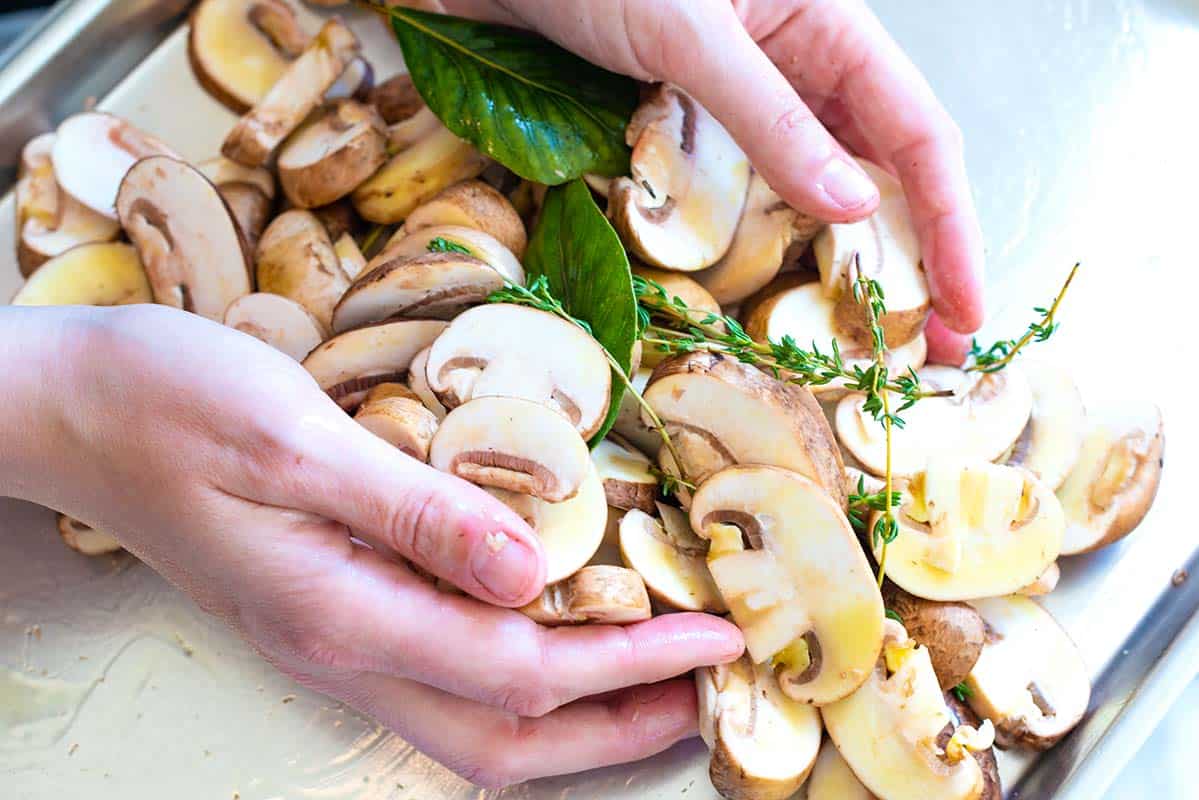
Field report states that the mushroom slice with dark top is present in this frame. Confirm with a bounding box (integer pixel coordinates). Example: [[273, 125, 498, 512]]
[[378, 225, 524, 285], [592, 437, 658, 513], [632, 264, 723, 369], [520, 566, 651, 626], [403, 180, 528, 259], [406, 347, 447, 420], [255, 209, 349, 331], [806, 738, 877, 800], [364, 73, 425, 125], [354, 383, 439, 463], [277, 100, 388, 209], [325, 56, 374, 102], [198, 156, 277, 254], [884, 587, 987, 690], [223, 292, 325, 361]]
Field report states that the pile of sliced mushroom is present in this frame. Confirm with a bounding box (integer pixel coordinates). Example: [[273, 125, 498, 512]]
[[8, 5, 1167, 798]]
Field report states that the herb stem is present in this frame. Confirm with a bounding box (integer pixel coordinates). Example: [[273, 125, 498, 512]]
[[968, 263, 1079, 373]]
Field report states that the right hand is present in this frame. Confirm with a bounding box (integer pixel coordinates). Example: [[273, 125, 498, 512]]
[[1, 303, 744, 787]]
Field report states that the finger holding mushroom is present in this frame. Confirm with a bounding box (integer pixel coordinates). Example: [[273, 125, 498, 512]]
[[224, 292, 325, 361], [278, 100, 388, 209], [256, 209, 350, 330], [302, 318, 446, 410], [354, 382, 439, 462], [520, 565, 651, 625]]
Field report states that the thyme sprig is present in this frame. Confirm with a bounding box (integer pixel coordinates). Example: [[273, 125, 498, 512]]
[[427, 236, 473, 256], [968, 263, 1079, 373], [951, 681, 974, 702], [847, 475, 903, 531]]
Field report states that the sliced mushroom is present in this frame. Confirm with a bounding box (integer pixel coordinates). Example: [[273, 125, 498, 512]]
[[364, 73, 425, 125], [278, 100, 388, 208], [618, 508, 724, 613], [1003, 360, 1086, 491], [643, 352, 846, 508], [12, 242, 151, 307], [332, 232, 368, 281], [224, 292, 325, 361], [813, 160, 930, 348], [188, 0, 308, 113], [404, 180, 528, 259], [820, 620, 993, 800], [302, 318, 446, 410], [377, 225, 523, 287], [116, 157, 251, 320], [806, 738, 876, 800], [198, 156, 277, 254], [880, 460, 1064, 601], [325, 56, 374, 102], [587, 507, 626, 568], [309, 198, 363, 242], [611, 366, 658, 456], [406, 346, 447, 420], [692, 465, 883, 704], [222, 19, 360, 167], [696, 654, 822, 800], [354, 383, 440, 462], [837, 365, 1033, 478], [1018, 561, 1060, 596], [424, 304, 611, 440], [57, 515, 122, 557], [694, 172, 823, 305], [430, 396, 591, 503], [964, 595, 1090, 750], [943, 690, 1003, 800], [1057, 404, 1163, 555], [633, 265, 723, 368], [592, 437, 658, 513], [52, 112, 178, 219], [354, 120, 488, 224], [256, 209, 350, 330], [884, 587, 986, 691], [520, 566, 651, 625], [609, 84, 750, 271]]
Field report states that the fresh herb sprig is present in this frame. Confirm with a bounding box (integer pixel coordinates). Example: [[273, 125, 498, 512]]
[[968, 263, 1079, 373], [951, 681, 973, 702], [847, 475, 903, 532], [427, 236, 473, 256]]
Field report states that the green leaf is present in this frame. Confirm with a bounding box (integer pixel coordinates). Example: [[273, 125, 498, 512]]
[[524, 179, 637, 446], [381, 6, 638, 184]]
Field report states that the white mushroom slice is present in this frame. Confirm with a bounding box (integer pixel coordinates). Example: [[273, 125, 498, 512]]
[[365, 73, 425, 125], [696, 654, 822, 800], [222, 19, 360, 168], [692, 466, 883, 704], [12, 242, 150, 307], [880, 460, 1064, 601], [52, 112, 178, 219], [588, 507, 626, 568], [406, 346, 447, 420], [643, 352, 846, 508], [354, 383, 439, 462], [611, 367, 658, 456], [1003, 360, 1086, 490], [302, 319, 446, 410], [618, 508, 724, 613], [278, 100, 388, 208], [1057, 404, 1163, 555], [430, 396, 591, 503], [188, 0, 308, 113], [425, 304, 611, 439], [116, 156, 251, 320], [520, 565, 651, 625], [821, 621, 992, 800], [223, 293, 324, 361], [404, 180, 528, 259], [487, 464, 606, 582], [1017, 561, 1060, 596], [592, 438, 658, 513], [380, 225, 523, 288], [331, 232, 367, 281], [325, 56, 373, 101], [609, 84, 750, 271], [198, 156, 277, 253], [354, 121, 488, 224], [885, 588, 986, 691], [57, 515, 123, 556], [807, 738, 876, 800], [965, 595, 1090, 750], [256, 209, 349, 330], [837, 365, 1033, 478], [694, 172, 823, 305]]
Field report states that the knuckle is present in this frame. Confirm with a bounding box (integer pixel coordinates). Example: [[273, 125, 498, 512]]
[[769, 104, 821, 143], [491, 680, 559, 718], [387, 485, 443, 563]]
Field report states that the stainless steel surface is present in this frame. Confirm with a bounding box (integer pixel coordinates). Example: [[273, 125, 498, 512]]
[[0, 1, 1195, 798]]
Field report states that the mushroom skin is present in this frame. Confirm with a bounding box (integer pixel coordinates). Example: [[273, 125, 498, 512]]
[[592, 437, 658, 513], [278, 100, 388, 209], [256, 209, 350, 331], [885, 587, 986, 691], [332, 232, 368, 281], [1017, 561, 1061, 596], [223, 292, 325, 361], [57, 515, 122, 556], [354, 383, 439, 462], [520, 566, 651, 625], [378, 225, 524, 288], [618, 508, 725, 613], [12, 242, 151, 307], [404, 180, 528, 259], [944, 691, 1003, 800], [198, 156, 277, 255], [364, 73, 426, 125]]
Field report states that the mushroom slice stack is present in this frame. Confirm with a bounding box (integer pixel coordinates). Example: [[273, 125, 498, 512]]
[[12, 242, 151, 307], [885, 587, 986, 690], [189, 0, 309, 113], [403, 180, 528, 259], [222, 19, 361, 167], [354, 383, 439, 463], [57, 515, 122, 556], [424, 304, 611, 440], [821, 620, 994, 800], [116, 156, 252, 320], [691, 465, 884, 704], [1003, 360, 1086, 490], [15, 133, 120, 277], [696, 654, 822, 800], [521, 565, 651, 625], [964, 595, 1090, 750], [806, 738, 876, 800], [837, 365, 1033, 478], [224, 293, 325, 361], [278, 100, 388, 209], [813, 159, 931, 347], [1057, 404, 1164, 555], [643, 352, 846, 507], [52, 112, 178, 219], [379, 225, 524, 285], [302, 318, 447, 410], [609, 84, 750, 271], [256, 210, 350, 331], [880, 460, 1064, 601], [198, 157, 277, 254], [619, 507, 724, 613], [592, 437, 657, 512]]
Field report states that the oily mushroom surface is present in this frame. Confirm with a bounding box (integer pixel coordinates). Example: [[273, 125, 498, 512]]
[[592, 437, 658, 513], [697, 654, 822, 800], [520, 565, 651, 625], [278, 99, 388, 209], [1003, 359, 1086, 491], [224, 292, 325, 361], [885, 587, 986, 690], [116, 156, 252, 320], [354, 383, 440, 463], [692, 465, 884, 704], [404, 180, 528, 259], [57, 515, 122, 556], [12, 242, 151, 307], [619, 507, 724, 613], [302, 318, 446, 410], [256, 209, 350, 331], [198, 156, 276, 254]]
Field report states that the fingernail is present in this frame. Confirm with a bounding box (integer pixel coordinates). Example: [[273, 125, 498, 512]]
[[818, 158, 878, 211], [470, 530, 539, 603]]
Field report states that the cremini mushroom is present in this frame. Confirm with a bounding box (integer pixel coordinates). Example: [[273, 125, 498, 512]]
[[325, 56, 374, 102], [332, 232, 367, 281], [1057, 403, 1164, 555], [354, 382, 440, 462], [806, 738, 876, 800], [609, 84, 750, 271], [11, 242, 151, 307], [633, 264, 723, 368], [587, 507, 626, 568], [223, 292, 325, 361], [1018, 561, 1061, 596], [404, 180, 528, 259], [278, 100, 388, 208], [879, 460, 1064, 601], [222, 18, 360, 167], [406, 346, 447, 420], [1003, 360, 1086, 491], [964, 595, 1090, 750], [364, 73, 425, 125], [57, 515, 122, 557], [256, 209, 350, 331], [116, 156, 252, 320], [618, 507, 724, 613], [198, 156, 277, 254], [611, 366, 658, 456], [885, 587, 987, 690], [429, 395, 591, 503], [302, 318, 446, 410], [692, 465, 884, 704], [310, 197, 363, 242], [520, 565, 651, 625], [592, 437, 658, 513], [696, 654, 822, 800], [369, 224, 524, 285]]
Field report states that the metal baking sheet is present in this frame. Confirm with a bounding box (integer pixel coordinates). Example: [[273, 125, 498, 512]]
[[1, 1, 1195, 798]]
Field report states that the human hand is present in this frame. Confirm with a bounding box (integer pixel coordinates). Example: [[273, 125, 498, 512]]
[[0, 304, 743, 787], [398, 0, 984, 363]]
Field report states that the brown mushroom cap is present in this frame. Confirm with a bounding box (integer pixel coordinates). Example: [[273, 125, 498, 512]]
[[365, 73, 425, 125], [633, 264, 723, 369], [325, 56, 374, 102], [403, 180, 528, 259], [354, 385, 440, 462], [12, 242, 151, 307], [57, 515, 122, 556], [278, 100, 388, 209], [223, 292, 325, 361], [256, 209, 350, 331], [379, 225, 524, 285], [116, 156, 252, 320], [618, 508, 725, 613], [592, 437, 658, 513], [198, 156, 276, 254], [520, 565, 651, 625], [885, 587, 986, 690]]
